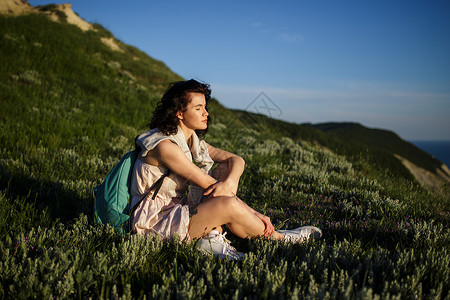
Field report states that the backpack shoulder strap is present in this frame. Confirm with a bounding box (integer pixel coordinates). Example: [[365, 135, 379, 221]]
[[129, 169, 171, 216]]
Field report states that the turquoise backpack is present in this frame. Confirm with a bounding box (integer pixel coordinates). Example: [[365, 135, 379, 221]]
[[94, 149, 169, 233]]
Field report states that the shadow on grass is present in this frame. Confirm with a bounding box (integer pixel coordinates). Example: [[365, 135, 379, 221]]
[[0, 168, 92, 226]]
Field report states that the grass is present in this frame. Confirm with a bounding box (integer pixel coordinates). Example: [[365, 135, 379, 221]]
[[0, 12, 449, 299]]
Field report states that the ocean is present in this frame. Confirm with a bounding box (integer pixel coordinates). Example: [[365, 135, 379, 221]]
[[410, 140, 450, 168]]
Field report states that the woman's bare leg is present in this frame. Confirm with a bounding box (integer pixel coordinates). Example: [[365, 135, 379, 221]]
[[188, 195, 284, 239], [195, 162, 285, 239]]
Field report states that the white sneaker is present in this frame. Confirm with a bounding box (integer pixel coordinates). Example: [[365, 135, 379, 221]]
[[196, 230, 245, 260], [276, 226, 322, 243]]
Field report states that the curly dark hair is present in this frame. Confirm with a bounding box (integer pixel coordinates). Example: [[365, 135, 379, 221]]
[[148, 79, 212, 137]]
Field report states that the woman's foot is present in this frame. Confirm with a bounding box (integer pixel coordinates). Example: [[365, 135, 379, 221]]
[[196, 230, 245, 260], [276, 226, 322, 243]]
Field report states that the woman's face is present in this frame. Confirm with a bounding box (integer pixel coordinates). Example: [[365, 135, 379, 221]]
[[177, 92, 209, 131]]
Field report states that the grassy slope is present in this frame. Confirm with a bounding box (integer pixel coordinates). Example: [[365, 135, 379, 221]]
[[0, 12, 183, 220], [0, 12, 449, 299]]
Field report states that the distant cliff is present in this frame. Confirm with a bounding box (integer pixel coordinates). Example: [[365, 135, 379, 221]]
[[310, 122, 450, 191]]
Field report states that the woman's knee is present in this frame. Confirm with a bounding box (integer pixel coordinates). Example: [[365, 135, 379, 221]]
[[217, 195, 243, 215], [203, 195, 237, 212]]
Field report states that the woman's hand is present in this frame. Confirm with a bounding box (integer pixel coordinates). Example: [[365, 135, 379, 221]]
[[255, 212, 275, 237], [203, 180, 235, 198]]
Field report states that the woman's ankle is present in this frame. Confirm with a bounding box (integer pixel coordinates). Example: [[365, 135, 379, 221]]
[[214, 226, 223, 234]]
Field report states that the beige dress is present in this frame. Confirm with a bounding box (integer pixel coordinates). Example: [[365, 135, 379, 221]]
[[130, 127, 214, 241]]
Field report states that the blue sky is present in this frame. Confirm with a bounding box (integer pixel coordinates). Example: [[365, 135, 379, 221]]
[[30, 0, 450, 140]]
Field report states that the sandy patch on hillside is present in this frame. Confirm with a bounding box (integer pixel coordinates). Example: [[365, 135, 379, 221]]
[[394, 154, 450, 193], [101, 37, 124, 52], [1, 1, 92, 31], [49, 3, 93, 31], [438, 164, 450, 178], [1, 0, 123, 52], [0, 0, 34, 15]]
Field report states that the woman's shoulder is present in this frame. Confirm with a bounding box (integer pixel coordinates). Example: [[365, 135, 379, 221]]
[[139, 140, 179, 165], [153, 140, 183, 156], [136, 128, 180, 154]]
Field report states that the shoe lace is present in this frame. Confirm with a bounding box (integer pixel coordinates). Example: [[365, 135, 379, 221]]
[[214, 232, 238, 254], [284, 228, 313, 241], [299, 228, 313, 238]]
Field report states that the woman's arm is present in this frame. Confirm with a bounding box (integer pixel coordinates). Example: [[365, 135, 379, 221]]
[[203, 143, 245, 197], [145, 140, 217, 190]]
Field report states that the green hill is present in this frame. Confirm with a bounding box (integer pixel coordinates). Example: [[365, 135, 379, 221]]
[[0, 4, 449, 299], [222, 111, 450, 189], [312, 122, 444, 173], [308, 122, 450, 188]]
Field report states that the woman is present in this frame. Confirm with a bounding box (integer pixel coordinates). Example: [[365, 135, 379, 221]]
[[130, 79, 322, 259]]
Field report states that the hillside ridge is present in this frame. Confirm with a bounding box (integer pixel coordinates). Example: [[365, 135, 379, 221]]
[[0, 0, 125, 51], [0, 0, 90, 31], [311, 122, 450, 191], [0, 0, 90, 30], [0, 0, 34, 15]]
